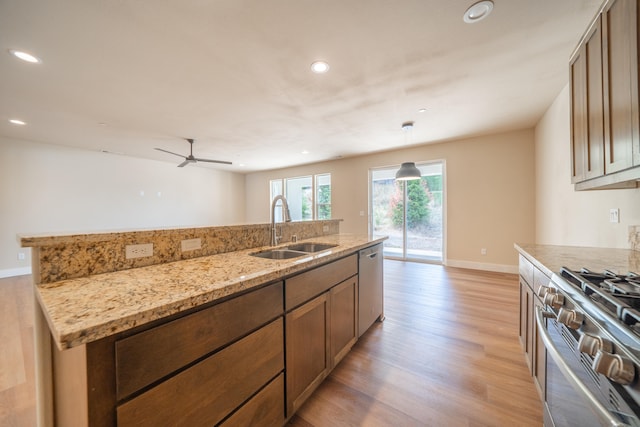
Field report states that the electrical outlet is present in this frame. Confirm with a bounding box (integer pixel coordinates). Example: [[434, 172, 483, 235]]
[[181, 238, 202, 252], [481, 248, 487, 255], [17, 252, 25, 261], [126, 243, 153, 259], [323, 225, 329, 232], [610, 208, 620, 223]]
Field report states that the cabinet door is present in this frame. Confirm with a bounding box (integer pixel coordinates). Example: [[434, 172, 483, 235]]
[[330, 276, 358, 367], [285, 293, 330, 416], [519, 279, 528, 351], [603, 0, 639, 172], [519, 279, 534, 373], [571, 17, 606, 183], [571, 43, 588, 183], [533, 296, 546, 401]]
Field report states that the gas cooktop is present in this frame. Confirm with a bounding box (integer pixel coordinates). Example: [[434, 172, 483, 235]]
[[561, 267, 640, 336]]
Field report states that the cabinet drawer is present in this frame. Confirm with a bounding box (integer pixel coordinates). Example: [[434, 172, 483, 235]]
[[518, 255, 534, 286], [533, 266, 551, 297], [116, 282, 283, 399], [117, 318, 284, 427], [286, 254, 357, 310], [219, 373, 284, 427]]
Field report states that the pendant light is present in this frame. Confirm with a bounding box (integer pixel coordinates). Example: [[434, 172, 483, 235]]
[[395, 121, 421, 181]]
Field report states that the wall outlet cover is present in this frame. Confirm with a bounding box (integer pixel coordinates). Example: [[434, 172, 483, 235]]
[[125, 243, 153, 259]]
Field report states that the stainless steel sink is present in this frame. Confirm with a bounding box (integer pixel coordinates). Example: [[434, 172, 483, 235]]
[[285, 243, 337, 253], [250, 249, 308, 260]]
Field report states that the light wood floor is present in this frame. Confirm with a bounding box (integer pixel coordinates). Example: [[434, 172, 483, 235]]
[[0, 274, 36, 427], [0, 261, 542, 426], [289, 261, 543, 426]]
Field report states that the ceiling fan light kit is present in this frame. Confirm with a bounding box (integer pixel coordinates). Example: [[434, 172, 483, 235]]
[[155, 138, 232, 167]]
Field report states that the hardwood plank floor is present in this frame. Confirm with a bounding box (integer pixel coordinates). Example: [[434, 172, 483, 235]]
[[0, 261, 542, 426], [288, 261, 543, 426], [0, 275, 36, 427]]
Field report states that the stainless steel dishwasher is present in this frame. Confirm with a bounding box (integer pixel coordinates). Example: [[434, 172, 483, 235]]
[[358, 243, 384, 337]]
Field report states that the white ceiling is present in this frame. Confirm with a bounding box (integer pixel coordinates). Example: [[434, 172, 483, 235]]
[[0, 0, 602, 172]]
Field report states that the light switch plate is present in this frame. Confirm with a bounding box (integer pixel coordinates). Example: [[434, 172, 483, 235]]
[[610, 208, 620, 223], [181, 238, 202, 252]]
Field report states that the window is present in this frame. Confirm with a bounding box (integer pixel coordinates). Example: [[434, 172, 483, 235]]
[[269, 173, 331, 222], [316, 174, 331, 220]]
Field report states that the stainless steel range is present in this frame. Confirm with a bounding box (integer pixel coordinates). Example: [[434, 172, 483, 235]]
[[537, 267, 640, 426]]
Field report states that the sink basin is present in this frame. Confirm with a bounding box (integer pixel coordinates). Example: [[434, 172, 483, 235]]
[[285, 243, 337, 253], [250, 249, 308, 260]]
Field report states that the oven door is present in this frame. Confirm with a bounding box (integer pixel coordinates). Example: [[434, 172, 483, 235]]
[[536, 307, 636, 427]]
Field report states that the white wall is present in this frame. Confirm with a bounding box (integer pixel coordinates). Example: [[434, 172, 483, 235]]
[[535, 85, 640, 247], [0, 136, 246, 276], [246, 129, 536, 272]]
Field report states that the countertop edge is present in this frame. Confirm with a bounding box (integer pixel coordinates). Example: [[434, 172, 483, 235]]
[[40, 236, 386, 350]]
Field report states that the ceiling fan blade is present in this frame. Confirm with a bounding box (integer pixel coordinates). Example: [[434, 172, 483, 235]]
[[177, 160, 193, 167], [155, 148, 186, 158], [194, 157, 233, 165]]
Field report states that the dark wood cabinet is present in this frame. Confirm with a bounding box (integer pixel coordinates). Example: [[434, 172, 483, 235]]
[[330, 276, 358, 367], [518, 256, 547, 401], [53, 282, 286, 427], [285, 293, 330, 415], [602, 0, 640, 173], [284, 254, 358, 417], [117, 318, 284, 426], [49, 249, 376, 426], [571, 16, 605, 183], [571, 0, 640, 190]]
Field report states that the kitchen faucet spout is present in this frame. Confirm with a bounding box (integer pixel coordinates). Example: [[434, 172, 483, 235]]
[[270, 195, 292, 246]]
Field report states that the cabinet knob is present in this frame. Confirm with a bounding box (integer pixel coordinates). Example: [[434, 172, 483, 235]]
[[578, 333, 612, 356], [557, 308, 583, 329], [592, 351, 635, 385]]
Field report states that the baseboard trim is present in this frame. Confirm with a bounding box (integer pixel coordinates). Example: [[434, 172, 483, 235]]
[[444, 259, 518, 274], [0, 266, 32, 279]]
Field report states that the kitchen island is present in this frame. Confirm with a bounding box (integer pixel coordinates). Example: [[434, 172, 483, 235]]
[[21, 222, 385, 426]]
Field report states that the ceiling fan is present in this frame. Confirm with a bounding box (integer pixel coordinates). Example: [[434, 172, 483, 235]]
[[155, 138, 232, 167]]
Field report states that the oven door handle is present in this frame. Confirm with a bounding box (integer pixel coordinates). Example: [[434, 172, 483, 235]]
[[535, 306, 630, 427]]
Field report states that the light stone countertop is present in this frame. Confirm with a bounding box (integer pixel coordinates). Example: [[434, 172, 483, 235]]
[[515, 243, 640, 278], [37, 234, 385, 350]]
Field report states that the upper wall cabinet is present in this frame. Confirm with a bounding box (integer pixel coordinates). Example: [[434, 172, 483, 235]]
[[570, 0, 640, 190]]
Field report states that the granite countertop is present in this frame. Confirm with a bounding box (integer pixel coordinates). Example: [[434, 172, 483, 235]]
[[38, 234, 385, 350], [514, 243, 640, 278]]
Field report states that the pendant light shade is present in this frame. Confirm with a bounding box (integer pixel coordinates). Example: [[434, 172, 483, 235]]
[[395, 162, 422, 180]]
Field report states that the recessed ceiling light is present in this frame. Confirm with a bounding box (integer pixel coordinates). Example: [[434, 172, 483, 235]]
[[301, 150, 310, 154], [463, 1, 494, 23], [418, 108, 427, 113], [9, 119, 26, 125], [8, 49, 41, 64], [310, 61, 330, 74]]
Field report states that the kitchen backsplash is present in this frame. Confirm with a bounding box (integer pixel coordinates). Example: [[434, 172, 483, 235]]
[[630, 225, 640, 252], [21, 220, 341, 284]]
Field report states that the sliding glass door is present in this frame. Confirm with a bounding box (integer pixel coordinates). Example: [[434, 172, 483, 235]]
[[370, 161, 444, 262]]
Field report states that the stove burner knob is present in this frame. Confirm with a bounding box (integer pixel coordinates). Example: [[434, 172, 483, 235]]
[[557, 308, 583, 329], [578, 334, 613, 356], [542, 290, 564, 309], [592, 351, 636, 385], [537, 286, 551, 298]]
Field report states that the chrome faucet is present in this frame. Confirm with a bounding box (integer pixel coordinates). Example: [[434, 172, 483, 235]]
[[271, 195, 292, 246]]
